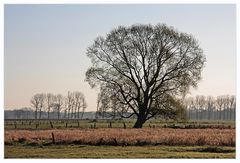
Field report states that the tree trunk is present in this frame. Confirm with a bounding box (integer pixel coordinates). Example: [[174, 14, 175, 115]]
[[35, 108, 38, 119], [81, 112, 84, 120], [133, 115, 146, 128], [48, 109, 50, 119], [78, 108, 80, 119], [39, 108, 42, 119], [58, 111, 60, 120]]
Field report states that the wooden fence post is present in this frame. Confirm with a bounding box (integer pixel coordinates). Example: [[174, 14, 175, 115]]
[[52, 132, 55, 144], [50, 121, 54, 129]]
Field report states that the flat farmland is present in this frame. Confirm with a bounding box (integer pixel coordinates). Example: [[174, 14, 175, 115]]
[[4, 127, 235, 158], [4, 119, 235, 129], [5, 145, 235, 158], [4, 119, 235, 158], [5, 128, 235, 146]]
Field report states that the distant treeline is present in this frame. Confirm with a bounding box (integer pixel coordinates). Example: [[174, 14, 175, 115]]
[[4, 95, 235, 121], [4, 110, 96, 120], [30, 91, 87, 120], [185, 95, 235, 121]]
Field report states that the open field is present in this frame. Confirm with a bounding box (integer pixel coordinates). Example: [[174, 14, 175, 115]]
[[4, 119, 236, 129], [5, 128, 235, 146], [5, 145, 235, 158], [4, 120, 235, 158]]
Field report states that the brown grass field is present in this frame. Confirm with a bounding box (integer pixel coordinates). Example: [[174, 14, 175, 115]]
[[5, 128, 235, 146]]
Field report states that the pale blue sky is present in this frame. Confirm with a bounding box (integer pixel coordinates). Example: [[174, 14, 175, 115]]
[[4, 4, 236, 110]]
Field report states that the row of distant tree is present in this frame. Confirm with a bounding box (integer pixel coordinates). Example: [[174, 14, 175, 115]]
[[5, 93, 235, 121], [184, 95, 236, 121], [95, 94, 236, 121], [30, 91, 87, 119]]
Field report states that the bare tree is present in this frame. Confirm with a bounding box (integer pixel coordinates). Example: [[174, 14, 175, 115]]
[[30, 94, 41, 119], [86, 24, 205, 128], [223, 95, 229, 120], [97, 87, 112, 119], [64, 91, 87, 120], [111, 96, 117, 120], [38, 94, 46, 119], [95, 93, 101, 119], [96, 86, 125, 119], [65, 91, 73, 119], [184, 97, 194, 120], [53, 94, 64, 119], [229, 95, 236, 120], [46, 93, 54, 119], [185, 95, 236, 121], [63, 98, 68, 119], [222, 95, 236, 121], [73, 92, 81, 119], [70, 95, 75, 119], [216, 96, 224, 120], [73, 92, 85, 119], [80, 95, 87, 119], [195, 96, 206, 120], [206, 96, 214, 120]]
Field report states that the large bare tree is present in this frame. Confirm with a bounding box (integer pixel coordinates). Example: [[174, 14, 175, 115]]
[[86, 24, 205, 128]]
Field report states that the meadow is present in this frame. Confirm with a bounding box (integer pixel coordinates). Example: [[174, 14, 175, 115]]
[[4, 119, 236, 158], [5, 128, 235, 146], [4, 119, 235, 129], [5, 145, 235, 158]]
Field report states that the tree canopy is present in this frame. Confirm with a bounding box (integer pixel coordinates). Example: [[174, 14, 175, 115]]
[[86, 24, 206, 128]]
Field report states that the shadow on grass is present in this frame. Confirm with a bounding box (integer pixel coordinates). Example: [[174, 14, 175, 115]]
[[196, 147, 235, 153]]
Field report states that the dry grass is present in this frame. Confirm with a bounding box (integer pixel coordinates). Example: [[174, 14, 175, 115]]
[[5, 128, 235, 146]]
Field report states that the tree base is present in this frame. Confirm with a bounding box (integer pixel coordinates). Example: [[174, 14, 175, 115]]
[[133, 118, 146, 128]]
